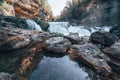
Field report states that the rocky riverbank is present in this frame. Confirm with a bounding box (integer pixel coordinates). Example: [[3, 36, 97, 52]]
[[0, 26, 120, 80]]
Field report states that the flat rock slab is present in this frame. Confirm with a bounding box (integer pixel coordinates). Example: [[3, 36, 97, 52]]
[[68, 43, 111, 75], [0, 35, 30, 51], [44, 37, 71, 53]]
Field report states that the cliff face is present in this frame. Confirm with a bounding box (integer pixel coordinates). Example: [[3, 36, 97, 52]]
[[0, 0, 52, 20], [60, 0, 120, 26]]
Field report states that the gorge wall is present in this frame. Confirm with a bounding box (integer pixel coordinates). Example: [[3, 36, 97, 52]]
[[59, 0, 120, 26], [0, 0, 53, 21]]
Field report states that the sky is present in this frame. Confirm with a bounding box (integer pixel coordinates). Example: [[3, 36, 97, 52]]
[[48, 0, 70, 16]]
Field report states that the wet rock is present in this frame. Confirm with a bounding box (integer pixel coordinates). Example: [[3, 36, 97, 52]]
[[44, 37, 71, 53], [68, 43, 111, 75], [102, 42, 120, 60], [33, 19, 49, 31], [79, 36, 89, 45], [0, 72, 13, 80], [0, 15, 28, 29], [64, 33, 90, 45], [89, 31, 116, 47], [64, 33, 81, 44], [110, 25, 120, 38], [0, 35, 30, 51], [108, 60, 120, 74]]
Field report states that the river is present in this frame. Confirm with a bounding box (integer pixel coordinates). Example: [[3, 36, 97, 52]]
[[29, 22, 111, 80]]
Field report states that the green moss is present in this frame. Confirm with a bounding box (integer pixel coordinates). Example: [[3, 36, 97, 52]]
[[0, 0, 3, 4], [34, 19, 49, 31]]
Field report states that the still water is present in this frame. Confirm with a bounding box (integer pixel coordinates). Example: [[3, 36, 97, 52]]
[[30, 53, 100, 80]]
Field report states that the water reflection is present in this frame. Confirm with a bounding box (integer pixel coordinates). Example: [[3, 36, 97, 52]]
[[30, 55, 90, 80]]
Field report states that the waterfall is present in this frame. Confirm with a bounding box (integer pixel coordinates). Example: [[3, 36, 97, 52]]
[[26, 19, 42, 31], [48, 22, 110, 37]]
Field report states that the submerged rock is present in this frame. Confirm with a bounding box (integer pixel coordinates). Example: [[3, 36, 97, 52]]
[[68, 43, 111, 75], [0, 35, 30, 51], [44, 37, 71, 53], [89, 31, 116, 47], [102, 42, 120, 60]]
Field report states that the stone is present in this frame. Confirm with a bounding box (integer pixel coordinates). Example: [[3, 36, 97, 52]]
[[64, 33, 81, 44], [102, 42, 120, 60], [0, 1, 15, 16], [0, 72, 12, 80], [44, 37, 71, 53], [68, 43, 111, 75], [110, 25, 120, 38], [64, 33, 90, 45], [0, 35, 30, 51], [0, 15, 28, 29], [34, 19, 49, 31], [89, 31, 116, 47], [108, 60, 120, 74]]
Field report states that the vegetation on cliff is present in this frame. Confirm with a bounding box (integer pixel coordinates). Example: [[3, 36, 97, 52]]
[[59, 0, 120, 26]]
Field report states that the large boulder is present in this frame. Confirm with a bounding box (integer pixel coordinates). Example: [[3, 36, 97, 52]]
[[64, 33, 89, 45], [110, 25, 120, 38], [102, 42, 120, 60], [0, 35, 30, 51], [44, 37, 71, 53], [64, 33, 81, 44], [68, 43, 111, 75], [89, 31, 116, 47]]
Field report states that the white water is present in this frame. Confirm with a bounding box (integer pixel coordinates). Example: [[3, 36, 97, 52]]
[[48, 22, 110, 37], [26, 19, 42, 31]]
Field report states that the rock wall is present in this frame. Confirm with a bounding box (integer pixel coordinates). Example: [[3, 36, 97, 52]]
[[0, 0, 52, 20], [60, 0, 120, 26]]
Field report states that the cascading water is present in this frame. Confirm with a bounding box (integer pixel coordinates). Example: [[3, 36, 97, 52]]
[[48, 22, 110, 37], [26, 19, 42, 31]]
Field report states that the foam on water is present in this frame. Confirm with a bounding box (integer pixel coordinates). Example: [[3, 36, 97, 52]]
[[48, 22, 110, 37], [26, 19, 42, 31]]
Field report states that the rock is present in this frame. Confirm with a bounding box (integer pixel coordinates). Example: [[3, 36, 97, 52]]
[[0, 1, 15, 16], [0, 15, 28, 29], [68, 43, 111, 75], [44, 37, 71, 53], [34, 19, 49, 31], [108, 60, 120, 74], [0, 35, 30, 51], [89, 31, 116, 47], [12, 0, 41, 19], [0, 72, 13, 80], [110, 25, 120, 38], [79, 36, 89, 44], [102, 42, 120, 60], [64, 33, 90, 44], [5, 0, 52, 20], [64, 33, 81, 44]]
